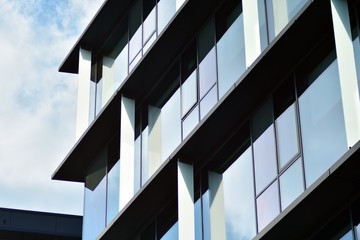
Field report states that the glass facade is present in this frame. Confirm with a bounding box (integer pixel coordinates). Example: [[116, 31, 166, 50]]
[[74, 0, 360, 239]]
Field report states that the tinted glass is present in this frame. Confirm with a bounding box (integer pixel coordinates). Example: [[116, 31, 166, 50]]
[[223, 148, 256, 240], [83, 151, 107, 240], [158, 0, 176, 33], [161, 89, 181, 162], [113, 44, 128, 88], [181, 70, 197, 117], [182, 105, 199, 140], [194, 198, 202, 240], [129, 27, 142, 63], [279, 158, 304, 210], [275, 103, 299, 168], [299, 58, 347, 187], [199, 48, 217, 99], [200, 85, 217, 119], [143, 7, 156, 44], [256, 181, 280, 231], [106, 160, 120, 225], [253, 125, 277, 195], [266, 0, 307, 41], [217, 14, 246, 98], [160, 221, 178, 240]]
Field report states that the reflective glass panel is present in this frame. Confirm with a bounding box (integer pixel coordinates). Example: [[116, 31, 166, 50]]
[[83, 151, 107, 240], [106, 160, 120, 225], [89, 80, 96, 122], [266, 0, 307, 41], [256, 181, 280, 231], [275, 103, 299, 168], [96, 79, 103, 116], [141, 126, 149, 186], [194, 198, 202, 240], [223, 147, 256, 240], [113, 44, 128, 89], [352, 37, 360, 94], [158, 0, 176, 34], [181, 70, 197, 117], [129, 26, 142, 63], [299, 58, 347, 187], [160, 221, 178, 240], [279, 158, 304, 210], [217, 14, 246, 98], [182, 105, 199, 140], [143, 33, 156, 54], [143, 7, 156, 44], [202, 190, 211, 240], [258, 0, 268, 50], [200, 85, 217, 119], [161, 89, 181, 162], [253, 125, 277, 195], [134, 135, 141, 192], [199, 47, 217, 99]]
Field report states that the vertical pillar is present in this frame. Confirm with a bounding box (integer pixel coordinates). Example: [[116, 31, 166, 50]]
[[102, 56, 115, 108], [177, 161, 195, 240], [331, 0, 360, 147], [119, 96, 135, 210], [208, 171, 226, 239], [76, 48, 92, 139], [243, 0, 261, 67]]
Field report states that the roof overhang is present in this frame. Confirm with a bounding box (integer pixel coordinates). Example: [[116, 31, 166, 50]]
[[59, 0, 133, 73]]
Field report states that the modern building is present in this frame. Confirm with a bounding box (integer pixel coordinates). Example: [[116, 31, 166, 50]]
[[0, 208, 82, 239], [53, 0, 360, 239]]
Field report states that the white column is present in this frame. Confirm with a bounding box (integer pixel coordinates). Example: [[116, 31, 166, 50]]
[[177, 161, 195, 240], [102, 56, 115, 108], [119, 96, 135, 210], [208, 171, 226, 239], [243, 0, 261, 67], [331, 0, 360, 147], [76, 48, 92, 139]]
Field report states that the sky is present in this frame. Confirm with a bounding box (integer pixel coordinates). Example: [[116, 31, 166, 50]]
[[0, 0, 104, 215]]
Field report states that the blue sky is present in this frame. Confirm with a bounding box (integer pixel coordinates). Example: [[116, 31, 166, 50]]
[[0, 0, 104, 215]]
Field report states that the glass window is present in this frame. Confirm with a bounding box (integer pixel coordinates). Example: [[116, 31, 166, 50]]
[[158, 0, 176, 34], [256, 180, 280, 232], [279, 158, 304, 210], [200, 85, 217, 119], [181, 70, 197, 117], [275, 103, 299, 168], [89, 80, 96, 122], [83, 150, 107, 240], [258, 0, 268, 50], [223, 147, 256, 240], [143, 0, 156, 44], [182, 105, 199, 140], [96, 78, 103, 115], [113, 44, 128, 88], [194, 198, 203, 240], [298, 55, 347, 187], [129, 27, 142, 64], [106, 160, 120, 225], [199, 48, 217, 99], [217, 1, 246, 98], [266, 0, 307, 41], [161, 89, 181, 162], [253, 125, 277, 195], [160, 222, 178, 240]]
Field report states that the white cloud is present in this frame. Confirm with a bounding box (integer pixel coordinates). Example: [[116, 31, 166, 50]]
[[0, 0, 104, 215]]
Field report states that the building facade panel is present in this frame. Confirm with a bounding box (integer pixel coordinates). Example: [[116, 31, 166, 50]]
[[54, 0, 360, 239]]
